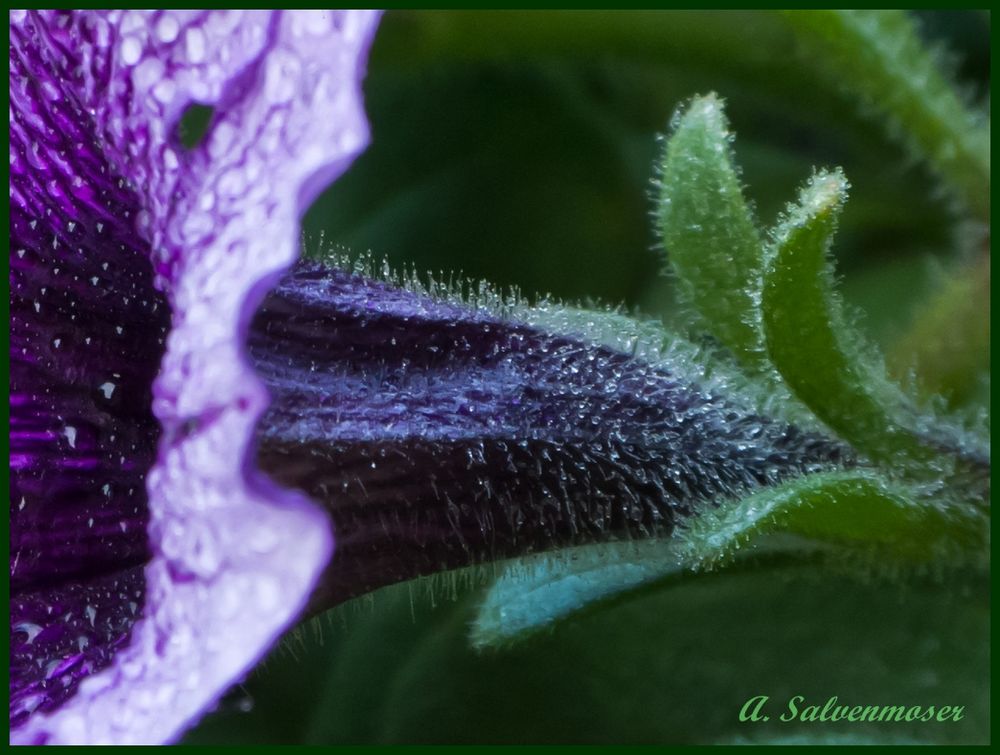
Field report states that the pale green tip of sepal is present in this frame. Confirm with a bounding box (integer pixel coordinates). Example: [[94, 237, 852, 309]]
[[469, 540, 685, 651], [656, 93, 769, 370], [771, 169, 849, 242]]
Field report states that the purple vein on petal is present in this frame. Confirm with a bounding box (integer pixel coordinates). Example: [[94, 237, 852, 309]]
[[10, 14, 170, 729]]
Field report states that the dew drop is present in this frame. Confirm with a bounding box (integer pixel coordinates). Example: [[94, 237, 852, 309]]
[[120, 36, 142, 65], [155, 14, 179, 43], [184, 27, 205, 63], [14, 622, 43, 644]]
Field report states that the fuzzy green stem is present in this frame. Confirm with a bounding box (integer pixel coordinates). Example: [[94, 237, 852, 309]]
[[782, 10, 990, 220]]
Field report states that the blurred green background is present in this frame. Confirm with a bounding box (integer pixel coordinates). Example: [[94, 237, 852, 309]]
[[184, 10, 989, 744]]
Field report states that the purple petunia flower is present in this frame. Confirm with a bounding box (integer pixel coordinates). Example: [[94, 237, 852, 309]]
[[10, 9, 381, 743], [10, 9, 852, 745]]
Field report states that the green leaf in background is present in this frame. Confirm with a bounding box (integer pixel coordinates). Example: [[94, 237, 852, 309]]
[[656, 93, 768, 369], [185, 562, 988, 744], [889, 254, 991, 408], [782, 10, 990, 220]]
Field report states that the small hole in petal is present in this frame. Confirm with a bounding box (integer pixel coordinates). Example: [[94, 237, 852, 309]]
[[176, 103, 214, 150]]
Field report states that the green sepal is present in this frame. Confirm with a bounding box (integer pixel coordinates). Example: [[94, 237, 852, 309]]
[[656, 93, 768, 369], [762, 170, 988, 481], [471, 468, 982, 648]]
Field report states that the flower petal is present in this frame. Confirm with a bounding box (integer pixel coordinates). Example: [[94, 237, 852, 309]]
[[10, 10, 380, 744]]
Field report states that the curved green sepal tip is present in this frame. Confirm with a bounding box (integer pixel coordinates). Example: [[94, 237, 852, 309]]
[[761, 170, 988, 482], [470, 540, 684, 650]]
